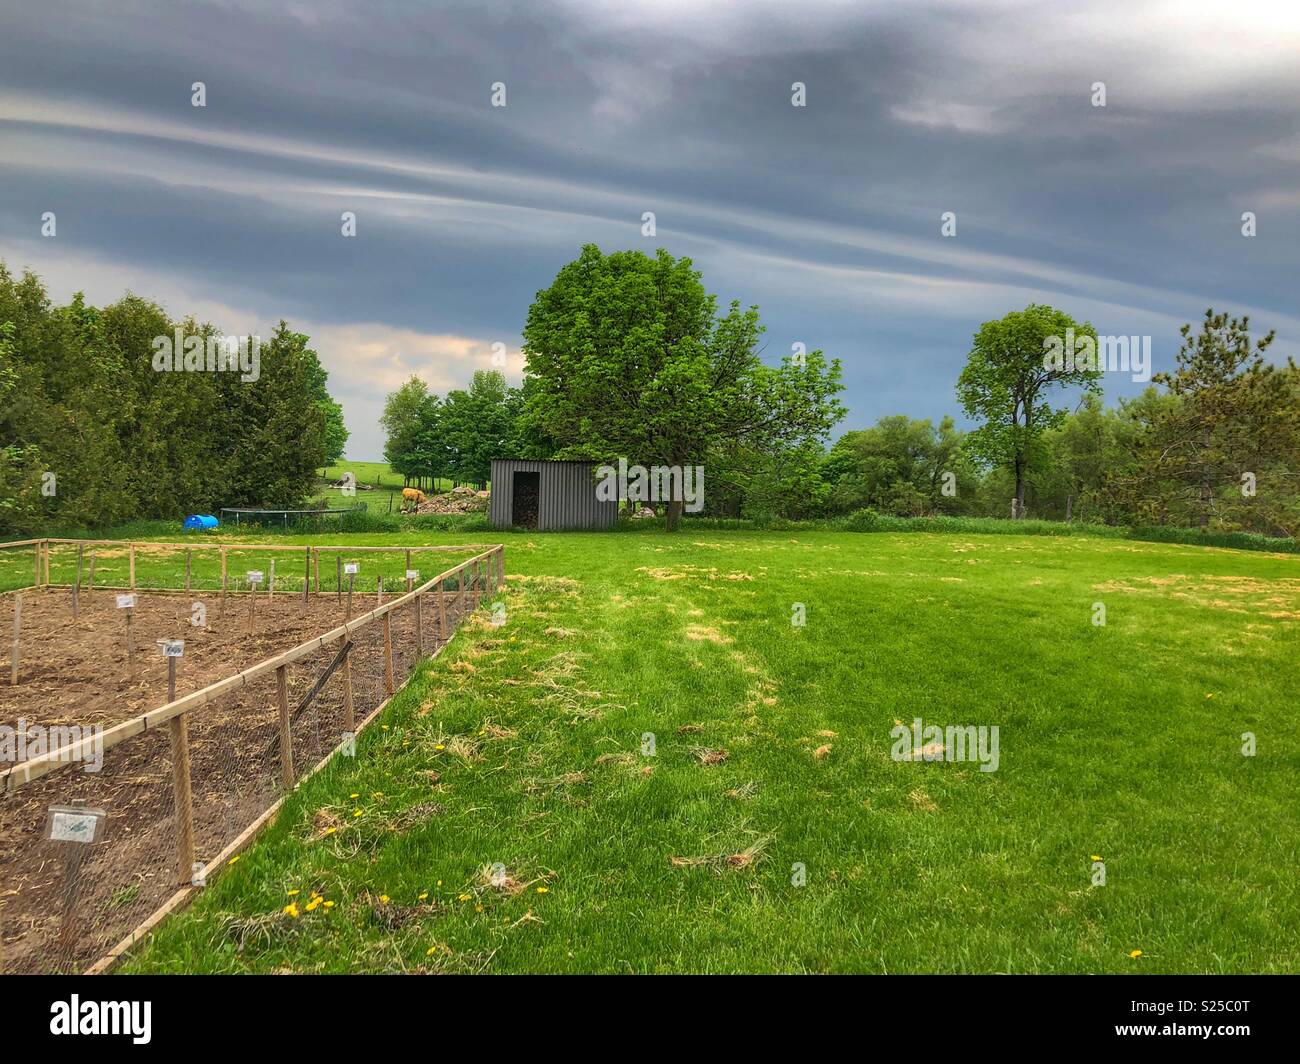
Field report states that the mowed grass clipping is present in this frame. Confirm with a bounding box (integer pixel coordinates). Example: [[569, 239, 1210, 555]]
[[121, 530, 1300, 973]]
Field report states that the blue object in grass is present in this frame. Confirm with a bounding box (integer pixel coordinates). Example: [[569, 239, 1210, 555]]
[[183, 514, 219, 531]]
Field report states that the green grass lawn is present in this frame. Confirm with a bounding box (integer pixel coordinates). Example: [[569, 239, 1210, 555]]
[[320, 460, 406, 489], [315, 460, 477, 514], [101, 528, 1299, 973], [316, 459, 408, 516]]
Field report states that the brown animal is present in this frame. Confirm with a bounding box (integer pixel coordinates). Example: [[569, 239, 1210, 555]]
[[401, 487, 428, 508]]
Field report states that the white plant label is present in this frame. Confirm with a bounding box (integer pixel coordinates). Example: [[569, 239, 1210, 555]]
[[46, 806, 106, 844], [406, 570, 419, 581], [344, 563, 359, 575], [247, 570, 263, 584], [116, 594, 135, 609], [161, 639, 184, 657]]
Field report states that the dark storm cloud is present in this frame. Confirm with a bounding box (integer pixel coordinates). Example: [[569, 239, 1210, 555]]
[[1, 0, 1298, 457]]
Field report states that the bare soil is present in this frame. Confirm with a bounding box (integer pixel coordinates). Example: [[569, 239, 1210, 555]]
[[0, 585, 472, 973]]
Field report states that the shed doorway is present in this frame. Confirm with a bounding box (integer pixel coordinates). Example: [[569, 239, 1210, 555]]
[[512, 470, 540, 529]]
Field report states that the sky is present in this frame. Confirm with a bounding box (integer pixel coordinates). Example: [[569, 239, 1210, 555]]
[[2, 0, 1299, 460]]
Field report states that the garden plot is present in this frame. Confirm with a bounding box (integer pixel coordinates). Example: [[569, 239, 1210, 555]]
[[0, 563, 489, 974]]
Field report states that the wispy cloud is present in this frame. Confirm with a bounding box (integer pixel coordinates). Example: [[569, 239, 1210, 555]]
[[1, 0, 1297, 458]]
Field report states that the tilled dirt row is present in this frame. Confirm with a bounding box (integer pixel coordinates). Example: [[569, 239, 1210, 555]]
[[0, 585, 475, 973]]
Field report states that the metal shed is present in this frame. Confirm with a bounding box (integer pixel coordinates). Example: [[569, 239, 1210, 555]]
[[489, 459, 618, 530]]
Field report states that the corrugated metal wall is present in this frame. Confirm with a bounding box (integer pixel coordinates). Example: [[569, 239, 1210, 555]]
[[490, 459, 618, 530]]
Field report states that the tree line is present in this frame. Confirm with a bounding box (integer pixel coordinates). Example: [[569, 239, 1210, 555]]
[[0, 262, 347, 534], [380, 369, 523, 491], [826, 307, 1298, 536], [380, 245, 1298, 536], [382, 245, 845, 528]]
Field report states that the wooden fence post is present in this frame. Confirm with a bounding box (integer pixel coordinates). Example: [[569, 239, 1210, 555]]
[[415, 592, 424, 657], [268, 559, 276, 600], [169, 712, 195, 886], [277, 664, 294, 788], [341, 640, 355, 733], [129, 542, 135, 589], [43, 541, 51, 586], [382, 612, 395, 697], [33, 543, 40, 588], [72, 543, 83, 618], [10, 592, 21, 685]]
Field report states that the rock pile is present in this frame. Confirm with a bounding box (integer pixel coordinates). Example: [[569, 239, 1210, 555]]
[[414, 491, 489, 515]]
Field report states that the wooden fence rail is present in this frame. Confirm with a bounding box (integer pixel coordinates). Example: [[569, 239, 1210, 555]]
[[3, 538, 504, 973], [0, 544, 503, 795]]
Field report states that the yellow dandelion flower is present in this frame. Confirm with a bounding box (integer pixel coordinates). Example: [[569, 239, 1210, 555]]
[[353, 809, 362, 817], [435, 744, 445, 751], [305, 898, 322, 912], [323, 827, 337, 836], [1090, 855, 1102, 862], [323, 900, 335, 909], [536, 887, 549, 894], [436, 880, 442, 886], [227, 855, 241, 866], [379, 894, 390, 904], [426, 946, 437, 956], [286, 889, 300, 896], [1129, 949, 1143, 958], [458, 893, 472, 902], [283, 902, 300, 918], [418, 892, 429, 901], [381, 725, 389, 731], [350, 793, 360, 799]]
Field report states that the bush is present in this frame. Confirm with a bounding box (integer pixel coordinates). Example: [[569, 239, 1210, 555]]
[[1129, 525, 1299, 554], [409, 513, 490, 532], [842, 507, 883, 531]]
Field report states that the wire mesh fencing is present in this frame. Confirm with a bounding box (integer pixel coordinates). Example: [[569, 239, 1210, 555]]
[[0, 541, 502, 974]]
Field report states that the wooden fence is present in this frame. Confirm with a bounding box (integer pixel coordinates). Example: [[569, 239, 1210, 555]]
[[0, 537, 505, 973]]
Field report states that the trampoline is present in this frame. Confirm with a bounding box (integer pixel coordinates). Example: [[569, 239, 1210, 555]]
[[219, 505, 367, 528]]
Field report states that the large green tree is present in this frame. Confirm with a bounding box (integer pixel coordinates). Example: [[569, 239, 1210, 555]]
[[440, 370, 523, 486], [1112, 310, 1299, 533], [221, 322, 329, 507], [823, 415, 975, 516], [380, 377, 432, 485], [299, 339, 348, 470], [0, 263, 338, 532], [522, 245, 844, 529], [957, 304, 1101, 518], [379, 370, 522, 490]]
